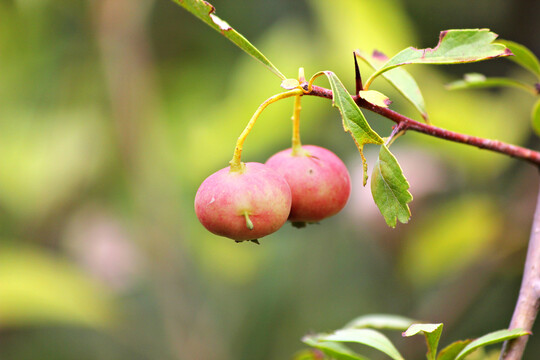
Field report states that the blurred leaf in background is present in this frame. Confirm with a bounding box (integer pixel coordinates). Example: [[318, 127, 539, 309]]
[[0, 0, 539, 359]]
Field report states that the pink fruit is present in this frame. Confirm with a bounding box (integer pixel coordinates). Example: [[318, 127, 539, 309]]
[[194, 162, 292, 242], [265, 145, 351, 226]]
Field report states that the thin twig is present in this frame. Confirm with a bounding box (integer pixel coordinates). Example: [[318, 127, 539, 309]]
[[500, 179, 540, 360], [303, 84, 540, 167]]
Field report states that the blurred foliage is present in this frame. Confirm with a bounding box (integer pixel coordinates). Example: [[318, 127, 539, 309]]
[[0, 0, 539, 359]]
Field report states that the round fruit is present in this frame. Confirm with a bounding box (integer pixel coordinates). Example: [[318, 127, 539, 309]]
[[194, 162, 292, 242], [265, 145, 351, 225]]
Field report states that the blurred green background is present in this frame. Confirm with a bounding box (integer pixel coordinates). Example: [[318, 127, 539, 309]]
[[1, 0, 539, 359]]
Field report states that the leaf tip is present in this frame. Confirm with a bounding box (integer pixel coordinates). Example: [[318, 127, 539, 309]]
[[372, 50, 388, 61], [504, 47, 515, 57]]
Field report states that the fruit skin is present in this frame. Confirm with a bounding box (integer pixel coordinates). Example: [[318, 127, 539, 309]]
[[194, 162, 292, 241], [265, 145, 351, 224]]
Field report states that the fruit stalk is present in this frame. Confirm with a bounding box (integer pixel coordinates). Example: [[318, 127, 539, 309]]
[[291, 94, 303, 155], [291, 67, 306, 156], [229, 88, 303, 172]]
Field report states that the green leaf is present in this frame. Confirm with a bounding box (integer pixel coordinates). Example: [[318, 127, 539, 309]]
[[497, 40, 540, 79], [358, 90, 391, 108], [315, 329, 404, 360], [344, 314, 416, 331], [371, 144, 412, 227], [403, 323, 443, 360], [436, 340, 473, 360], [356, 50, 428, 121], [446, 73, 537, 94], [532, 99, 540, 136], [454, 329, 530, 360], [321, 71, 384, 185], [303, 336, 369, 360], [365, 29, 512, 88], [173, 0, 285, 79]]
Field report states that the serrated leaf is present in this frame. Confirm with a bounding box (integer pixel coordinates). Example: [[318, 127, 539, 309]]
[[358, 90, 391, 107], [315, 329, 404, 360], [365, 29, 512, 88], [321, 71, 383, 185], [173, 0, 285, 79], [371, 144, 412, 227], [303, 336, 369, 360], [446, 73, 537, 94], [497, 40, 540, 79], [436, 340, 473, 360], [344, 314, 416, 331], [356, 50, 428, 121], [403, 323, 443, 360], [531, 99, 540, 136], [454, 329, 530, 360]]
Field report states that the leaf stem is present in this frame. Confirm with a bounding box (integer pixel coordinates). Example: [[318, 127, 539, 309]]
[[499, 179, 540, 360], [303, 83, 540, 166], [385, 123, 408, 147], [229, 89, 303, 172]]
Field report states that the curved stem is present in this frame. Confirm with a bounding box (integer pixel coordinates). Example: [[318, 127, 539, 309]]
[[500, 178, 540, 360], [303, 84, 540, 166], [229, 89, 303, 172]]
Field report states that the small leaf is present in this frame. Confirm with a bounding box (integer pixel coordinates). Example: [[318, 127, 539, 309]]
[[454, 329, 530, 360], [531, 99, 540, 136], [173, 0, 286, 79], [446, 73, 537, 94], [371, 144, 412, 227], [356, 50, 428, 121], [303, 336, 369, 360], [365, 29, 512, 88], [321, 71, 384, 185], [403, 323, 443, 360], [344, 314, 416, 331], [436, 340, 473, 360], [315, 329, 404, 360], [358, 90, 392, 107], [497, 40, 540, 79], [281, 78, 300, 90]]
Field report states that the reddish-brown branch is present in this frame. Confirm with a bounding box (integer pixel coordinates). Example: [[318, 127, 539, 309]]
[[304, 84, 540, 167], [303, 81, 540, 359]]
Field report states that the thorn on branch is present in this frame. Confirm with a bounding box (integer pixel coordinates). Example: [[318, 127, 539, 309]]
[[354, 52, 363, 93]]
